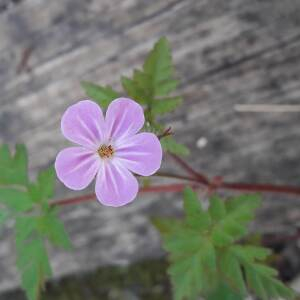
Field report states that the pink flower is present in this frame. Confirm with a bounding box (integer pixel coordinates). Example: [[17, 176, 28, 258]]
[[55, 98, 162, 207]]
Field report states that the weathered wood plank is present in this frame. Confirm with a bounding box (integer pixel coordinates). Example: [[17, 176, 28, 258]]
[[1, 0, 300, 293]]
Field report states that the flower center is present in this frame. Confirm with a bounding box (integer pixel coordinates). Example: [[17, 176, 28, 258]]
[[97, 144, 114, 159]]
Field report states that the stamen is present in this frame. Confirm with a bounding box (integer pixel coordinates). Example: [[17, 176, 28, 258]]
[[97, 145, 114, 159]]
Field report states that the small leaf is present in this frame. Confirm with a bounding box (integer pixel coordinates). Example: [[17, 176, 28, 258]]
[[0, 189, 33, 212], [121, 76, 148, 104], [0, 144, 29, 186], [29, 166, 55, 203], [143, 37, 173, 94], [154, 79, 179, 97], [38, 210, 72, 249], [81, 81, 119, 108], [209, 196, 226, 220], [183, 187, 211, 230], [219, 249, 247, 296], [152, 97, 182, 115], [207, 282, 244, 300]]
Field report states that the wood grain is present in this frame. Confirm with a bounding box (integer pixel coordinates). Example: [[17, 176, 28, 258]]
[[1, 0, 300, 292]]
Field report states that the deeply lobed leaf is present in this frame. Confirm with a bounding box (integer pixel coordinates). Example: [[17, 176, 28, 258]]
[[153, 189, 294, 300], [81, 81, 119, 109]]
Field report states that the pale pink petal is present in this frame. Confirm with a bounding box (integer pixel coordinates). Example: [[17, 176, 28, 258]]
[[115, 133, 162, 176], [61, 100, 105, 149], [55, 147, 100, 190], [105, 98, 144, 141], [95, 161, 138, 207]]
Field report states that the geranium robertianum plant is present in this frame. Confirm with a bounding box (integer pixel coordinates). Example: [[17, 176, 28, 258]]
[[0, 37, 298, 300]]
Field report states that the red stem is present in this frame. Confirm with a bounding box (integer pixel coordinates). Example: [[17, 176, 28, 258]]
[[51, 153, 300, 207], [51, 183, 199, 206], [222, 182, 300, 195], [169, 153, 210, 184]]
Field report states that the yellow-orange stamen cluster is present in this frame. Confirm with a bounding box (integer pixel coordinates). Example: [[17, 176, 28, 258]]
[[97, 145, 114, 159]]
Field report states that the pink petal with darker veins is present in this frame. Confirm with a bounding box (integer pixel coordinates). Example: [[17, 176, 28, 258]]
[[95, 161, 138, 207], [55, 147, 100, 190], [105, 98, 145, 141], [115, 132, 162, 176], [61, 100, 105, 149]]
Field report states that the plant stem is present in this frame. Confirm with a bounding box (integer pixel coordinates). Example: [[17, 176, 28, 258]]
[[50, 151, 300, 207], [51, 183, 199, 206]]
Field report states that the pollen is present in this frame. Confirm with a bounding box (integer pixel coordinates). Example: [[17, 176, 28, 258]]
[[98, 145, 114, 159]]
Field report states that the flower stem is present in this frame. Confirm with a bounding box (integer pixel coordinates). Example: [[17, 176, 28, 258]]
[[50, 154, 300, 207], [50, 183, 199, 207]]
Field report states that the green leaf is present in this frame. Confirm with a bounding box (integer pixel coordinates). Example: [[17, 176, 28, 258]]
[[0, 188, 33, 212], [154, 190, 293, 300], [209, 196, 226, 220], [15, 216, 52, 300], [210, 195, 261, 247], [15, 216, 38, 246], [0, 144, 28, 186], [207, 282, 244, 300], [183, 187, 211, 230], [218, 249, 247, 296], [121, 37, 182, 125], [37, 210, 72, 249], [160, 136, 190, 156], [231, 245, 271, 262], [17, 238, 51, 300], [223, 244, 295, 300], [81, 81, 119, 109], [14, 144, 28, 185], [168, 237, 217, 300], [143, 37, 174, 97], [154, 79, 179, 97], [0, 210, 8, 228], [28, 166, 55, 203], [151, 97, 182, 115]]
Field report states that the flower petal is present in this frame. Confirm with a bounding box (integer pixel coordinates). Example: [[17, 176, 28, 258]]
[[115, 133, 162, 176], [55, 147, 99, 190], [95, 161, 138, 207], [105, 98, 144, 141], [61, 100, 105, 148]]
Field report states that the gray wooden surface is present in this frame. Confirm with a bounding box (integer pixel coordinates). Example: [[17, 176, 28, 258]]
[[1, 0, 300, 293]]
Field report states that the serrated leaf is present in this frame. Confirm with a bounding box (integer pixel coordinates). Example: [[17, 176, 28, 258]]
[[143, 37, 173, 94], [0, 144, 29, 186], [15, 216, 52, 300], [37, 210, 72, 249], [29, 166, 55, 204], [160, 136, 190, 156], [211, 194, 261, 246], [231, 245, 271, 262], [183, 187, 211, 230], [14, 144, 28, 185], [121, 37, 182, 125], [151, 97, 182, 115], [81, 81, 119, 109], [17, 238, 51, 300], [0, 188, 33, 212], [121, 76, 148, 104], [154, 79, 179, 97], [154, 190, 293, 300], [207, 282, 244, 300], [209, 196, 226, 220], [218, 249, 247, 296], [230, 245, 295, 300], [15, 216, 38, 247]]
